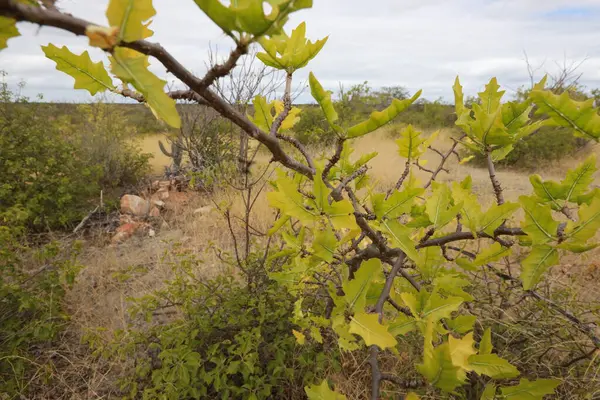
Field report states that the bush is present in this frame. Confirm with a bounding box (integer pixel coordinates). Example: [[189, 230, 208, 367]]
[[101, 251, 337, 400], [0, 81, 101, 231], [67, 102, 153, 189], [0, 76, 152, 231], [293, 105, 338, 146]]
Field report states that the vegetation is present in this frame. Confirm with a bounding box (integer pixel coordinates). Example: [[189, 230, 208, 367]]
[[1, 1, 600, 400]]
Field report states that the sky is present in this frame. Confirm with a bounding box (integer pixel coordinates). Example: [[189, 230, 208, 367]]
[[1, 0, 600, 104]]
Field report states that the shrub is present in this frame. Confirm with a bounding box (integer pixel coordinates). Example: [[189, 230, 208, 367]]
[[293, 105, 337, 146], [101, 251, 337, 400], [0, 80, 101, 231], [67, 102, 153, 189]]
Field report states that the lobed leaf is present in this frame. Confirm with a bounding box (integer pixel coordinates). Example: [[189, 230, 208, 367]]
[[347, 91, 422, 138], [0, 16, 19, 50], [530, 89, 600, 141], [106, 0, 156, 42], [343, 259, 384, 311], [42, 44, 115, 96], [468, 354, 519, 379], [349, 312, 397, 349], [305, 380, 347, 400], [500, 378, 561, 400], [520, 246, 559, 290]]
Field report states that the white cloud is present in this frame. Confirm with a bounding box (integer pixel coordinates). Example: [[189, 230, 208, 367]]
[[1, 0, 599, 103]]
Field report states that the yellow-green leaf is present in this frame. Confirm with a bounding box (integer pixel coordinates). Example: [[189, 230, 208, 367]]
[[520, 246, 559, 290], [305, 380, 347, 400], [347, 91, 422, 138], [292, 329, 306, 344], [500, 378, 561, 400], [0, 16, 19, 50], [42, 44, 115, 95], [468, 354, 519, 379], [479, 328, 493, 355], [479, 202, 519, 236], [349, 312, 397, 349], [343, 259, 384, 311], [519, 196, 559, 244], [396, 124, 427, 159], [106, 0, 156, 42], [309, 72, 342, 133], [110, 49, 180, 128], [449, 332, 477, 372], [473, 242, 512, 267], [426, 182, 462, 230], [379, 219, 418, 262], [530, 89, 600, 141]]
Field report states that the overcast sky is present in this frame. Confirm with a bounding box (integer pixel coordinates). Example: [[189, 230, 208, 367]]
[[1, 0, 600, 103]]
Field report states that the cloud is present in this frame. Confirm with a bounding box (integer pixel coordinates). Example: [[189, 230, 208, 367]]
[[1, 0, 599, 104]]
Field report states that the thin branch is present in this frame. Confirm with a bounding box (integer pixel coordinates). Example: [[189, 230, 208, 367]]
[[387, 159, 411, 199], [486, 152, 505, 205], [270, 72, 293, 135]]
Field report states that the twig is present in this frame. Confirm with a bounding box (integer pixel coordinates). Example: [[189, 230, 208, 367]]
[[73, 206, 99, 234], [486, 152, 505, 205]]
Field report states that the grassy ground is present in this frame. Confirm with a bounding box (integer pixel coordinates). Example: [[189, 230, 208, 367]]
[[59, 127, 600, 398]]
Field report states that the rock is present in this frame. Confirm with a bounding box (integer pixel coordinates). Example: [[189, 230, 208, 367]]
[[152, 200, 166, 208], [111, 222, 140, 244], [121, 195, 151, 216], [158, 180, 171, 190], [151, 180, 161, 189], [193, 206, 213, 216], [148, 229, 156, 238], [149, 207, 161, 217]]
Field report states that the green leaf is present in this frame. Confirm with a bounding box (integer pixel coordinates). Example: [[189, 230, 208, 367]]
[[309, 72, 342, 133], [417, 319, 464, 392], [452, 181, 483, 234], [426, 182, 462, 229], [406, 393, 420, 400], [530, 89, 600, 140], [379, 219, 419, 262], [479, 78, 505, 113], [519, 196, 559, 244], [453, 76, 465, 117], [481, 384, 497, 400], [42, 44, 115, 95], [565, 196, 600, 243], [347, 91, 422, 138], [258, 22, 328, 72], [479, 202, 519, 236], [500, 378, 561, 400], [520, 246, 559, 290], [343, 259, 384, 311], [106, 0, 155, 42], [473, 242, 512, 267], [311, 225, 337, 263], [468, 354, 519, 379], [530, 154, 597, 209], [396, 125, 427, 159], [388, 314, 418, 336], [267, 173, 320, 226], [110, 48, 180, 128], [374, 186, 424, 220], [479, 328, 493, 355], [445, 315, 477, 335], [195, 0, 310, 37], [417, 246, 445, 280], [0, 17, 19, 50], [421, 293, 463, 322], [305, 380, 347, 400], [349, 312, 397, 349]]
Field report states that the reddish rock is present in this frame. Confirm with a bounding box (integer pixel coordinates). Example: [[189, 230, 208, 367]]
[[121, 195, 151, 216], [149, 207, 161, 217], [111, 222, 140, 244]]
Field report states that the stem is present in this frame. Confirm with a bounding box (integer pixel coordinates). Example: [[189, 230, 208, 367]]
[[486, 152, 505, 205]]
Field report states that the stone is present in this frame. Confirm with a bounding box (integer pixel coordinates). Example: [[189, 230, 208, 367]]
[[120, 195, 151, 216], [148, 229, 156, 238], [111, 222, 140, 244], [149, 207, 161, 217]]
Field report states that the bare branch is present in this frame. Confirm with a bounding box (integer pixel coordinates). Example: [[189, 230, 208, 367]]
[[486, 152, 505, 205]]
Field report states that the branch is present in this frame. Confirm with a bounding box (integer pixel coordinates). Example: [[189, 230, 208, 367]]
[[424, 139, 462, 189], [0, 0, 315, 179], [270, 72, 293, 135], [417, 226, 526, 249], [387, 159, 411, 199], [121, 88, 209, 105], [486, 152, 505, 205], [370, 254, 406, 400]]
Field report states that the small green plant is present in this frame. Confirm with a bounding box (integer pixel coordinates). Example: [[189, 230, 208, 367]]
[[97, 250, 336, 400]]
